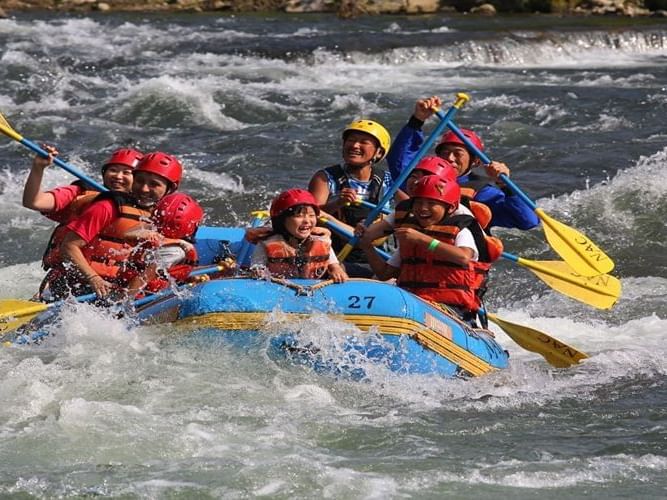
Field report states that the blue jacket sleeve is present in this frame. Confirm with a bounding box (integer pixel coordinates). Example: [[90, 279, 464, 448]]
[[386, 118, 426, 185], [474, 184, 540, 230]]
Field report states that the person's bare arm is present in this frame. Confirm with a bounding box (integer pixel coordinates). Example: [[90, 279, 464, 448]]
[[61, 231, 114, 297], [22, 148, 58, 211], [358, 238, 399, 281], [308, 171, 357, 213], [357, 219, 392, 247]]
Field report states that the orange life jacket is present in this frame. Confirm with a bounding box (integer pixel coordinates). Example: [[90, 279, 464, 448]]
[[42, 189, 100, 270], [458, 172, 498, 230], [464, 199, 492, 230], [82, 193, 151, 281], [395, 211, 503, 312], [262, 232, 331, 279]]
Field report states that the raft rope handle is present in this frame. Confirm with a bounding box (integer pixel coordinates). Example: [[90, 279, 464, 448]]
[[266, 276, 334, 296]]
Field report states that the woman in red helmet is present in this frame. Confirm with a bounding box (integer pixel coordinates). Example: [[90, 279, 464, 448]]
[[53, 152, 183, 299], [360, 175, 502, 326], [25, 148, 144, 298], [250, 189, 348, 283], [387, 95, 539, 231]]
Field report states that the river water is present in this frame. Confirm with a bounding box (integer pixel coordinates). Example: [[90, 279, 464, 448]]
[[0, 11, 665, 498]]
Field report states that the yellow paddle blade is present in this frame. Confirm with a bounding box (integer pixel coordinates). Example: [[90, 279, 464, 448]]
[[518, 258, 621, 310], [536, 208, 614, 277], [0, 299, 49, 337], [0, 111, 23, 142], [0, 111, 11, 128], [487, 312, 588, 368], [250, 210, 269, 220]]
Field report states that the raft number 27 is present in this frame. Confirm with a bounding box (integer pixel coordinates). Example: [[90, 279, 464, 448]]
[[347, 295, 376, 309]]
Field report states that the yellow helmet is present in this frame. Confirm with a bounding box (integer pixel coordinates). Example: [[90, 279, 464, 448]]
[[342, 119, 391, 161]]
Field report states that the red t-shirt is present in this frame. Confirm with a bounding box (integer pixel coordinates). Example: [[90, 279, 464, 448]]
[[65, 199, 119, 244], [43, 184, 85, 223]]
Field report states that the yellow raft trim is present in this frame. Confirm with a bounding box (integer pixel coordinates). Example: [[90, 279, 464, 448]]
[[174, 312, 494, 377]]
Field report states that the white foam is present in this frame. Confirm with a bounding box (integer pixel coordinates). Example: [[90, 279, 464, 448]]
[[0, 262, 44, 298], [474, 94, 567, 126], [185, 164, 246, 193], [538, 146, 667, 229], [466, 453, 667, 488], [281, 384, 336, 405], [252, 480, 288, 496], [383, 22, 453, 35], [329, 94, 385, 116], [320, 467, 398, 499], [113, 75, 246, 131], [563, 112, 631, 132]]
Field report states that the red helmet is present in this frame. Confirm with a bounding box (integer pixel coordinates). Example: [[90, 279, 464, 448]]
[[435, 128, 484, 156], [270, 189, 320, 219], [102, 148, 143, 171], [412, 175, 460, 209], [414, 156, 458, 182], [153, 193, 204, 239], [135, 152, 183, 188]]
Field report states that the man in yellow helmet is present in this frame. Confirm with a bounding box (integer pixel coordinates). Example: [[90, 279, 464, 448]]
[[308, 119, 393, 277]]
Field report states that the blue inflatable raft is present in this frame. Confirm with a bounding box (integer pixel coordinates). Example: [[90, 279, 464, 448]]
[[132, 226, 510, 378]]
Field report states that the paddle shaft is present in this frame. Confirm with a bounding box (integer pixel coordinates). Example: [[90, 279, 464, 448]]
[[503, 251, 567, 277], [133, 264, 227, 307], [441, 119, 536, 209], [0, 121, 107, 192], [237, 211, 269, 266], [320, 217, 392, 260], [337, 92, 470, 261], [351, 199, 391, 215]]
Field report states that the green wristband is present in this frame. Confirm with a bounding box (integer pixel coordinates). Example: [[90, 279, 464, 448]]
[[428, 239, 440, 252]]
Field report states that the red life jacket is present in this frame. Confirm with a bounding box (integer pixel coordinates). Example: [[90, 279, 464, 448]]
[[395, 209, 502, 312], [81, 193, 151, 281], [262, 233, 331, 279], [42, 189, 100, 270], [465, 199, 492, 230]]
